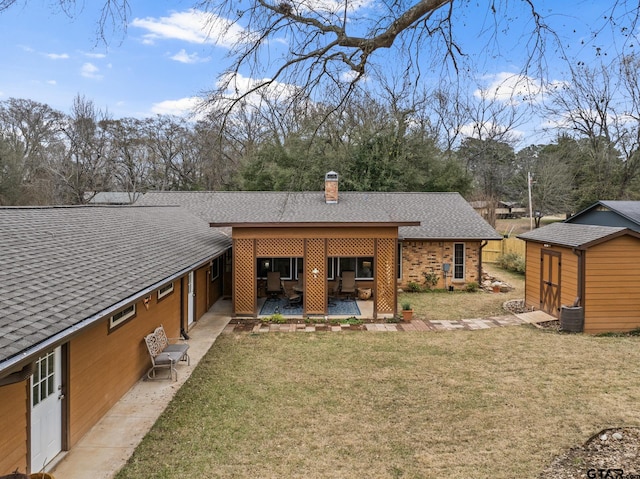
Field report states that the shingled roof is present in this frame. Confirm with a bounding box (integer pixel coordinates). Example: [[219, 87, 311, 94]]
[[137, 191, 502, 240], [566, 200, 640, 230], [518, 222, 639, 248], [0, 206, 230, 372]]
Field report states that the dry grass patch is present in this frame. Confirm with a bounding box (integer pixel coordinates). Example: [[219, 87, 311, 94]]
[[399, 264, 524, 321], [116, 327, 640, 479]]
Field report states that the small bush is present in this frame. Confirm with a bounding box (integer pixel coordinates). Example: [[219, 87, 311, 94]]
[[401, 301, 412, 311], [465, 281, 480, 292], [496, 252, 526, 274], [263, 313, 287, 324], [406, 282, 423, 293], [423, 271, 440, 289], [340, 317, 363, 325]]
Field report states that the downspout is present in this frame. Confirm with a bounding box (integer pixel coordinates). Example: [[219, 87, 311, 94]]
[[572, 248, 585, 307], [479, 241, 489, 282], [0, 362, 34, 387]]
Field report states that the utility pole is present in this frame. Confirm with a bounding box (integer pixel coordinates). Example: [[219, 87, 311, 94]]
[[528, 171, 533, 231]]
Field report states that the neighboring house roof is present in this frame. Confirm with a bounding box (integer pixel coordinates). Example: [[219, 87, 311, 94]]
[[137, 191, 502, 240], [565, 200, 640, 231], [85, 191, 143, 204], [0, 205, 231, 373], [518, 222, 640, 249]]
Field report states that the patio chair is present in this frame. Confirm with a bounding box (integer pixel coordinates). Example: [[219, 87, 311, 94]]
[[340, 271, 356, 301], [281, 281, 302, 309], [266, 271, 282, 299]]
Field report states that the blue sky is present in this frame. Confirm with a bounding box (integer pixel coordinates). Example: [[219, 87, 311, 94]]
[[0, 1, 633, 145]]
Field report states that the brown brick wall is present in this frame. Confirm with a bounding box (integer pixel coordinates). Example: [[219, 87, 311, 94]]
[[399, 240, 481, 289]]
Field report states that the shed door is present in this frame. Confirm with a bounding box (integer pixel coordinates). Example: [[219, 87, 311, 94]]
[[31, 347, 62, 471], [540, 250, 561, 316]]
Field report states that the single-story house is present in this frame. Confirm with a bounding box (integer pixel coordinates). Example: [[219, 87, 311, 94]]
[[0, 205, 230, 474], [137, 172, 502, 319], [1, 175, 499, 473], [518, 222, 640, 334], [565, 200, 640, 231]]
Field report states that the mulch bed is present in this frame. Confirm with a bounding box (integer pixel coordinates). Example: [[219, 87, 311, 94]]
[[539, 427, 640, 478]]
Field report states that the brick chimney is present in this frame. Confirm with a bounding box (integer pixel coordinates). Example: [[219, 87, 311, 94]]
[[324, 171, 339, 204]]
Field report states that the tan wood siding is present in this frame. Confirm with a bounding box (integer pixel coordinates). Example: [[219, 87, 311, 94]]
[[68, 282, 182, 446], [234, 226, 398, 240], [0, 380, 28, 473], [375, 238, 396, 315], [195, 265, 208, 320], [584, 236, 640, 333], [559, 250, 579, 309], [524, 243, 579, 316]]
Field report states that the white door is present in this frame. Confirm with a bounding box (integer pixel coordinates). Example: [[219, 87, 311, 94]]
[[31, 347, 62, 471], [188, 271, 195, 327]]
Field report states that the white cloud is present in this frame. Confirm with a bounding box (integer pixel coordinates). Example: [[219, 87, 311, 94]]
[[80, 62, 102, 80], [171, 49, 207, 64], [151, 96, 201, 116], [45, 53, 69, 60], [131, 9, 246, 48], [459, 121, 524, 141], [216, 72, 300, 108], [84, 52, 107, 59], [475, 72, 566, 105], [47, 80, 57, 85]]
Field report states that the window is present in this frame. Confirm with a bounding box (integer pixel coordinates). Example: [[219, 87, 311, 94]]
[[327, 257, 335, 280], [453, 243, 465, 280], [257, 258, 302, 280], [338, 256, 374, 280], [110, 304, 136, 329], [32, 351, 55, 407], [158, 282, 174, 300], [211, 256, 221, 282]]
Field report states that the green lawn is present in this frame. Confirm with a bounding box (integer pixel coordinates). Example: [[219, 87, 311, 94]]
[[116, 327, 640, 478]]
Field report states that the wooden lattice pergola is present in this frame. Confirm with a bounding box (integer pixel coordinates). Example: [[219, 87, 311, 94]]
[[221, 223, 418, 319]]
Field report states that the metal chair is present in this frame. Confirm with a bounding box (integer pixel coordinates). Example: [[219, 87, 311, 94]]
[[340, 271, 356, 301], [266, 271, 282, 300], [281, 281, 302, 308]]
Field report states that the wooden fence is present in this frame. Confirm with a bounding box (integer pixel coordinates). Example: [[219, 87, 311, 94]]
[[483, 237, 526, 263]]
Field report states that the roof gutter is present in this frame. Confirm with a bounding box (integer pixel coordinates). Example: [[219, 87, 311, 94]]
[[0, 249, 230, 379]]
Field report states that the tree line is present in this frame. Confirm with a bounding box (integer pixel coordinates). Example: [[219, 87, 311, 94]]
[[3, 57, 640, 223]]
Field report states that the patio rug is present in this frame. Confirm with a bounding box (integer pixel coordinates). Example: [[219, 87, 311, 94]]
[[260, 298, 361, 316]]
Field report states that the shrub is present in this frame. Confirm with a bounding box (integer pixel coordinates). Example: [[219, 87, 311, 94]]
[[496, 252, 526, 274], [423, 271, 440, 289], [406, 282, 423, 293], [340, 317, 363, 325], [401, 301, 412, 311], [465, 281, 480, 292], [263, 313, 287, 324]]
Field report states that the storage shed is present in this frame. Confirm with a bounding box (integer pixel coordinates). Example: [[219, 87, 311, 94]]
[[519, 222, 640, 334]]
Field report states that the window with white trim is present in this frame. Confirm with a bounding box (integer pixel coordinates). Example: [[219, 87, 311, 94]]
[[453, 243, 465, 280], [109, 304, 136, 329], [257, 258, 303, 280], [337, 256, 374, 280], [32, 351, 55, 407], [211, 256, 221, 282], [158, 282, 174, 300]]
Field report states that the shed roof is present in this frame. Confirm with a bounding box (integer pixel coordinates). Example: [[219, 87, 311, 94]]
[[137, 191, 502, 240], [0, 206, 230, 372], [566, 200, 640, 227], [518, 222, 639, 248]]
